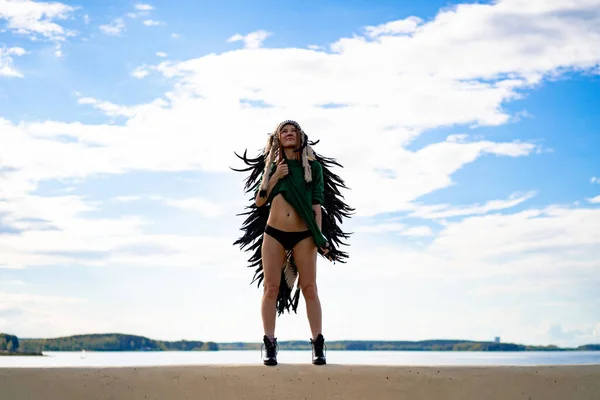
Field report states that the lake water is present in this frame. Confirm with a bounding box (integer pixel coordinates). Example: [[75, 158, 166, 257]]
[[2, 351, 599, 368]]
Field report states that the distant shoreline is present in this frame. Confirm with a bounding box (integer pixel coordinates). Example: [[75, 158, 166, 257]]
[[4, 332, 600, 354], [0, 351, 44, 356]]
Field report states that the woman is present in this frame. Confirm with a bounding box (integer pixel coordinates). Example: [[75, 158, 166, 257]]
[[233, 120, 353, 366]]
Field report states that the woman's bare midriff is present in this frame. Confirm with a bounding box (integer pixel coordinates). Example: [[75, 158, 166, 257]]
[[267, 193, 309, 232]]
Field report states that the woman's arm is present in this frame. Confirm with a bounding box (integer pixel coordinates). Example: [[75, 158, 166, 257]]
[[313, 204, 322, 231], [255, 159, 287, 207], [313, 204, 331, 259], [255, 174, 278, 207]]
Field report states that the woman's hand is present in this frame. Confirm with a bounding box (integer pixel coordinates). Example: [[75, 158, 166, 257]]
[[255, 159, 288, 207], [319, 242, 333, 261], [272, 159, 288, 182]]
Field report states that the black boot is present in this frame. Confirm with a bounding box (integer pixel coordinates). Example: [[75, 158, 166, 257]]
[[262, 335, 278, 366], [310, 334, 326, 365]]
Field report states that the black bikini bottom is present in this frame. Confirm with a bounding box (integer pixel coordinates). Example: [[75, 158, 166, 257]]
[[265, 225, 312, 250]]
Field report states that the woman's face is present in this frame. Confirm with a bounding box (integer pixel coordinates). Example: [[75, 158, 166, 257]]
[[279, 124, 299, 148]]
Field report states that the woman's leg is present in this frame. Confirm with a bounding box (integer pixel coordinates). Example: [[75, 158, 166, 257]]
[[293, 237, 326, 365], [261, 232, 286, 338], [292, 237, 321, 339]]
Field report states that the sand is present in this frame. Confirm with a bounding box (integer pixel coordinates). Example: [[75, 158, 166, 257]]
[[1, 364, 599, 400]]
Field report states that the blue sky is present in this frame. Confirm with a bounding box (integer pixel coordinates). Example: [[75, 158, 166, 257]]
[[1, 0, 599, 347]]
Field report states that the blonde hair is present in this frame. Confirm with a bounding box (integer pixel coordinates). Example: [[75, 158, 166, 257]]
[[258, 120, 316, 196]]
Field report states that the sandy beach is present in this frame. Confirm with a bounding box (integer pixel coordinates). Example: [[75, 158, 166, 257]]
[[1, 364, 598, 400]]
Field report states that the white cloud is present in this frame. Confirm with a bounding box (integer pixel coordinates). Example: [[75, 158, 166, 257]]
[[109, 194, 227, 217], [135, 3, 154, 11], [0, 46, 26, 77], [356, 223, 435, 236], [76, 96, 168, 117], [156, 51, 167, 57], [54, 43, 62, 57], [99, 18, 125, 36], [428, 206, 600, 277], [0, 279, 26, 285], [0, 0, 75, 41], [128, 3, 153, 19], [170, 32, 180, 39], [355, 222, 406, 233], [110, 196, 143, 202], [0, 291, 85, 306], [162, 197, 226, 218], [0, 189, 242, 270], [143, 19, 161, 26], [401, 226, 435, 237], [538, 323, 600, 347], [345, 138, 537, 217], [410, 191, 536, 219], [132, 66, 149, 78], [227, 30, 271, 49], [344, 206, 600, 294], [349, 204, 600, 282], [591, 177, 599, 184], [83, 14, 90, 25], [365, 16, 423, 37], [0, 290, 98, 339], [331, 0, 600, 82], [587, 195, 600, 204]]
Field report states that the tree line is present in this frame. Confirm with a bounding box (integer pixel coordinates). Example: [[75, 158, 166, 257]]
[[3, 332, 599, 353], [218, 339, 599, 351], [8, 333, 218, 353], [0, 334, 19, 352]]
